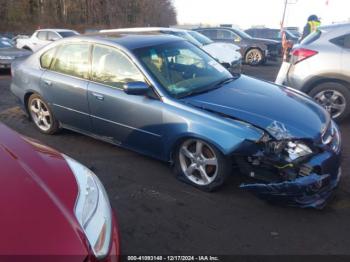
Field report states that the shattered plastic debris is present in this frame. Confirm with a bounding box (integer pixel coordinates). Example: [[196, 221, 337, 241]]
[[266, 121, 293, 140]]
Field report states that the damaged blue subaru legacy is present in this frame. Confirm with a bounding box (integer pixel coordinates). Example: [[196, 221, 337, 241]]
[[11, 33, 341, 208]]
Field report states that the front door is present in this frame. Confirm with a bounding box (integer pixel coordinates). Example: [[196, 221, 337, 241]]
[[87, 44, 164, 157]]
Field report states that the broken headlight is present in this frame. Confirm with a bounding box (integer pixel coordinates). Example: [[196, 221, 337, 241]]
[[285, 141, 313, 161], [266, 140, 313, 161]]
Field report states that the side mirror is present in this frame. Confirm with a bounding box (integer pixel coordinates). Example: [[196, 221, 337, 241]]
[[124, 81, 150, 96]]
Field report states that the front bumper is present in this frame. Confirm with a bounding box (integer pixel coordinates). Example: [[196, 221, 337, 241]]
[[240, 150, 341, 209], [89, 212, 120, 262]]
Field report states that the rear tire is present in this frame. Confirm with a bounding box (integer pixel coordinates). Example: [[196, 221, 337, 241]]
[[309, 82, 350, 122], [173, 138, 231, 192], [245, 48, 264, 66], [27, 94, 59, 135]]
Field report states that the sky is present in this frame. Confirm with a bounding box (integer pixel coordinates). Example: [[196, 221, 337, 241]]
[[173, 0, 350, 30]]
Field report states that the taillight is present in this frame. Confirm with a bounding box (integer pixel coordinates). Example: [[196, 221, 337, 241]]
[[291, 48, 318, 64]]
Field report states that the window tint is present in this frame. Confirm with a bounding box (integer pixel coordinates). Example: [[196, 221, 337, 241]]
[[199, 29, 217, 39], [331, 34, 350, 49], [47, 31, 60, 41], [91, 45, 144, 88], [58, 31, 78, 38], [344, 35, 350, 49], [51, 43, 90, 79], [40, 47, 57, 69], [217, 30, 233, 40], [37, 31, 47, 40]]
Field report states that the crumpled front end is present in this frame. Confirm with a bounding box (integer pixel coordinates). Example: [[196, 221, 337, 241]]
[[237, 120, 342, 209]]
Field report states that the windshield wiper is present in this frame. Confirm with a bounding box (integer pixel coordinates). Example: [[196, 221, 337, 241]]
[[178, 77, 236, 98]]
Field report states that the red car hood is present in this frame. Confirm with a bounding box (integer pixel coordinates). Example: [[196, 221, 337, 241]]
[[0, 123, 89, 257]]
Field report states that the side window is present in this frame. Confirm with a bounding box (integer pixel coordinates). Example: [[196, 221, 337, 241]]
[[200, 30, 217, 39], [40, 47, 57, 69], [47, 31, 60, 41], [51, 43, 90, 79], [37, 31, 47, 40], [344, 35, 350, 49], [217, 30, 233, 40], [91, 45, 144, 88]]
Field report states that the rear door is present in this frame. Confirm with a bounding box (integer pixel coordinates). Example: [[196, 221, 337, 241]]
[[41, 42, 92, 132], [87, 44, 164, 157]]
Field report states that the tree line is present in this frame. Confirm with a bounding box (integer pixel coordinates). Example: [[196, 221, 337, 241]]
[[0, 0, 177, 33]]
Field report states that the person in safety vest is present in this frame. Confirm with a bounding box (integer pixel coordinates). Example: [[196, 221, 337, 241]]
[[301, 15, 321, 41]]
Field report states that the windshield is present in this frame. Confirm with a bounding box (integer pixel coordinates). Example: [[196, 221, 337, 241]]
[[133, 41, 233, 98], [287, 29, 301, 38], [164, 31, 203, 47], [0, 38, 13, 48], [234, 29, 252, 39], [187, 31, 213, 45], [58, 31, 79, 38]]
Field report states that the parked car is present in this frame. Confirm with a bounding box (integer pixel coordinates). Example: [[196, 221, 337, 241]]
[[0, 123, 120, 260], [195, 27, 281, 65], [100, 27, 242, 74], [11, 33, 341, 208], [11, 34, 30, 45], [284, 23, 350, 121], [0, 37, 31, 69], [245, 28, 299, 44], [16, 29, 79, 52]]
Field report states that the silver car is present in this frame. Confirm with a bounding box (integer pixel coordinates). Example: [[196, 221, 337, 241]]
[[285, 23, 350, 121]]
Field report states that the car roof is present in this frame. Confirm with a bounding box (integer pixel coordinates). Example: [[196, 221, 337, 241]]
[[100, 27, 187, 33], [70, 33, 183, 50], [319, 22, 350, 32], [36, 29, 76, 32]]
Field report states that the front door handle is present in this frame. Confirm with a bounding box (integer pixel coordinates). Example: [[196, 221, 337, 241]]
[[92, 92, 104, 101]]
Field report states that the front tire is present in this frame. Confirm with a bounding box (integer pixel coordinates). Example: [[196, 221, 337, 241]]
[[245, 48, 264, 66], [28, 94, 59, 134], [173, 138, 230, 192], [309, 82, 350, 122]]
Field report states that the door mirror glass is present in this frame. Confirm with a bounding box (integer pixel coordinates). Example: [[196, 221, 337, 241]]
[[124, 81, 150, 95]]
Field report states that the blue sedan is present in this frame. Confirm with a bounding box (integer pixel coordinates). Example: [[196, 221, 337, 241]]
[[11, 33, 341, 208]]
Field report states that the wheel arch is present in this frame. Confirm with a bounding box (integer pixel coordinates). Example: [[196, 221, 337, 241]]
[[24, 90, 40, 116], [301, 76, 350, 94], [168, 133, 229, 164]]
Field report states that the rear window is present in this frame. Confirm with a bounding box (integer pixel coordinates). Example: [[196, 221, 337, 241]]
[[37, 31, 48, 40], [300, 30, 321, 45], [58, 31, 78, 38]]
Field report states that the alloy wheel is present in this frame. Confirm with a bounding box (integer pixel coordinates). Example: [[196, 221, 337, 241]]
[[313, 90, 346, 119], [246, 50, 262, 65], [179, 139, 218, 186], [29, 98, 52, 132]]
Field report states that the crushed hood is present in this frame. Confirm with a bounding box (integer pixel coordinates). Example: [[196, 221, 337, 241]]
[[182, 75, 329, 140]]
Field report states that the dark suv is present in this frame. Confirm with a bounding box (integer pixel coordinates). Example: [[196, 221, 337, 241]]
[[195, 27, 281, 65], [245, 28, 299, 45]]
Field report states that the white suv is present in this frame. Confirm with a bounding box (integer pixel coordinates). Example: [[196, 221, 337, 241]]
[[16, 29, 79, 52]]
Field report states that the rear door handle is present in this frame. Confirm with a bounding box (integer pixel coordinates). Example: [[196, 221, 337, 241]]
[[43, 79, 52, 86], [92, 92, 104, 101]]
